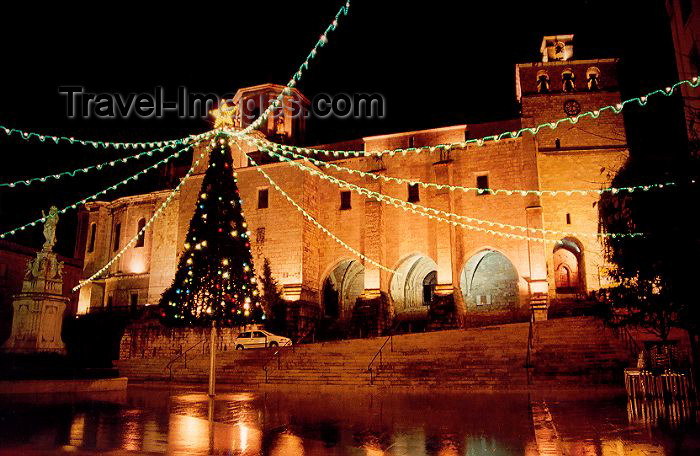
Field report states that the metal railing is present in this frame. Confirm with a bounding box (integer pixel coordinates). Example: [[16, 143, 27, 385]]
[[525, 310, 536, 385], [166, 338, 206, 380], [262, 327, 312, 383], [367, 322, 402, 385]]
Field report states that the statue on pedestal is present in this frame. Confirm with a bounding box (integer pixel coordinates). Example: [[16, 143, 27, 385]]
[[3, 207, 68, 354]]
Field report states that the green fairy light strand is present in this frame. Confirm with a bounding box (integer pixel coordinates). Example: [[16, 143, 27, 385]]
[[0, 143, 195, 240], [257, 143, 644, 241], [73, 149, 206, 292], [0, 141, 192, 189], [236, 76, 700, 157], [242, 1, 351, 134], [245, 136, 692, 196], [237, 143, 397, 274], [0, 125, 215, 151]]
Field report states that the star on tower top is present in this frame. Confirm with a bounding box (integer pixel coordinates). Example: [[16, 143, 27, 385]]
[[210, 100, 238, 129]]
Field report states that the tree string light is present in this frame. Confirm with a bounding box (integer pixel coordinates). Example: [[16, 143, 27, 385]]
[[240, 1, 351, 135], [243, 135, 692, 197], [0, 142, 197, 240], [73, 149, 207, 291], [0, 125, 215, 151], [0, 141, 194, 189], [258, 144, 644, 241], [236, 143, 397, 274], [234, 76, 700, 158]]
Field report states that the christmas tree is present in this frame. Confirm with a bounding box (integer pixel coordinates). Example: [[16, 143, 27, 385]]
[[159, 132, 264, 326]]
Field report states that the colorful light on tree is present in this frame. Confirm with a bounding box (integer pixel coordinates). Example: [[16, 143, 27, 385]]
[[159, 134, 263, 326]]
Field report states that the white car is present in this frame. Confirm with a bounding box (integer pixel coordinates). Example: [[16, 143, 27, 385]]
[[234, 330, 292, 350]]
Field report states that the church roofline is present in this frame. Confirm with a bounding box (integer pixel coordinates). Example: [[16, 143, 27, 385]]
[[516, 57, 618, 68], [232, 83, 311, 105], [362, 124, 468, 142]]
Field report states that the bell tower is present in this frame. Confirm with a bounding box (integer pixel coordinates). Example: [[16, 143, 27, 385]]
[[515, 35, 629, 296], [232, 83, 310, 145]]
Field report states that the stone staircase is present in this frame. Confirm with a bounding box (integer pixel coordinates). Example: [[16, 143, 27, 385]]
[[116, 316, 635, 389]]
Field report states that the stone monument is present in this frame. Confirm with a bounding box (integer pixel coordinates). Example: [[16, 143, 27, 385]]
[[3, 206, 68, 353]]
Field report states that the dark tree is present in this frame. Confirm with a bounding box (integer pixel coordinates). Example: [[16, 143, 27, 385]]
[[258, 258, 286, 333], [159, 134, 264, 326]]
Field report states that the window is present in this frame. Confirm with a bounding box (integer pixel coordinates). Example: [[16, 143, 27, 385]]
[[408, 136, 415, 148], [476, 175, 490, 195], [135, 218, 146, 248], [407, 183, 420, 203], [586, 67, 601, 91], [113, 223, 121, 251], [130, 293, 138, 311], [566, 213, 571, 225], [562, 69, 575, 92], [536, 70, 550, 93], [340, 191, 351, 210], [87, 223, 97, 253], [555, 138, 561, 149], [107, 294, 114, 309], [257, 188, 269, 209]]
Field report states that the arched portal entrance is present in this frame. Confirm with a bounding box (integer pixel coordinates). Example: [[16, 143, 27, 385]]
[[390, 255, 438, 315], [460, 250, 519, 309], [553, 238, 585, 293], [322, 259, 364, 320]]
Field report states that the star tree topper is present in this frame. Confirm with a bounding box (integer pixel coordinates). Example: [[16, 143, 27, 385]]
[[211, 100, 239, 129]]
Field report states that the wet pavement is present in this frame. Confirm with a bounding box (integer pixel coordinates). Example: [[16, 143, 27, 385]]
[[0, 386, 698, 455]]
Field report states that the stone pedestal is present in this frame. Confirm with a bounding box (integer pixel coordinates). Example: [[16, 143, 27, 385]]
[[530, 292, 549, 322], [3, 249, 68, 353]]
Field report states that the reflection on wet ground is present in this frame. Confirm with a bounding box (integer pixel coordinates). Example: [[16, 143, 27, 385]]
[[0, 386, 698, 455]]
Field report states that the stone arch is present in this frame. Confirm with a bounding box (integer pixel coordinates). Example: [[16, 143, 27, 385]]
[[389, 254, 438, 315], [460, 249, 519, 310], [553, 237, 585, 293], [562, 68, 576, 92], [536, 70, 550, 93], [586, 66, 601, 90], [321, 259, 364, 320]]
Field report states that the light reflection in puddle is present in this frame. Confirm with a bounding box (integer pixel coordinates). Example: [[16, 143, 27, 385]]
[[0, 387, 698, 455]]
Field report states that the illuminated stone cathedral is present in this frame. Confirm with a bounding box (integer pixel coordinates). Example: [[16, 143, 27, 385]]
[[75, 36, 628, 335]]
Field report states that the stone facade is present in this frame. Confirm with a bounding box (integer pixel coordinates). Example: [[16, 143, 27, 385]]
[[76, 36, 629, 336]]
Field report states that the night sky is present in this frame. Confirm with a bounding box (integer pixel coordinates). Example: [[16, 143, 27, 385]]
[[0, 0, 686, 258]]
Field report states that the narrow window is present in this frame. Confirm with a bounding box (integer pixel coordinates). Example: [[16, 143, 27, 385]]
[[562, 69, 575, 92], [135, 218, 146, 248], [107, 295, 114, 309], [566, 213, 571, 225], [130, 293, 138, 312], [408, 136, 415, 148], [407, 183, 420, 203], [555, 138, 561, 149], [257, 188, 269, 209], [586, 67, 601, 91], [113, 223, 121, 251], [87, 223, 97, 253], [536, 71, 550, 94], [340, 191, 351, 210], [476, 175, 490, 195]]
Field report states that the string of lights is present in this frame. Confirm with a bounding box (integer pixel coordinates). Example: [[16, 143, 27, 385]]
[[1, 1, 351, 152], [240, 145, 397, 274], [258, 144, 643, 241], [241, 1, 351, 134], [73, 149, 207, 291], [246, 135, 691, 196], [236, 76, 700, 158], [0, 141, 192, 188], [0, 125, 214, 151], [0, 143, 196, 240]]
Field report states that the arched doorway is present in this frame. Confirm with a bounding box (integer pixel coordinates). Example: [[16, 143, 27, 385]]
[[553, 238, 584, 294], [460, 250, 519, 309], [390, 255, 438, 314], [321, 259, 364, 320]]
